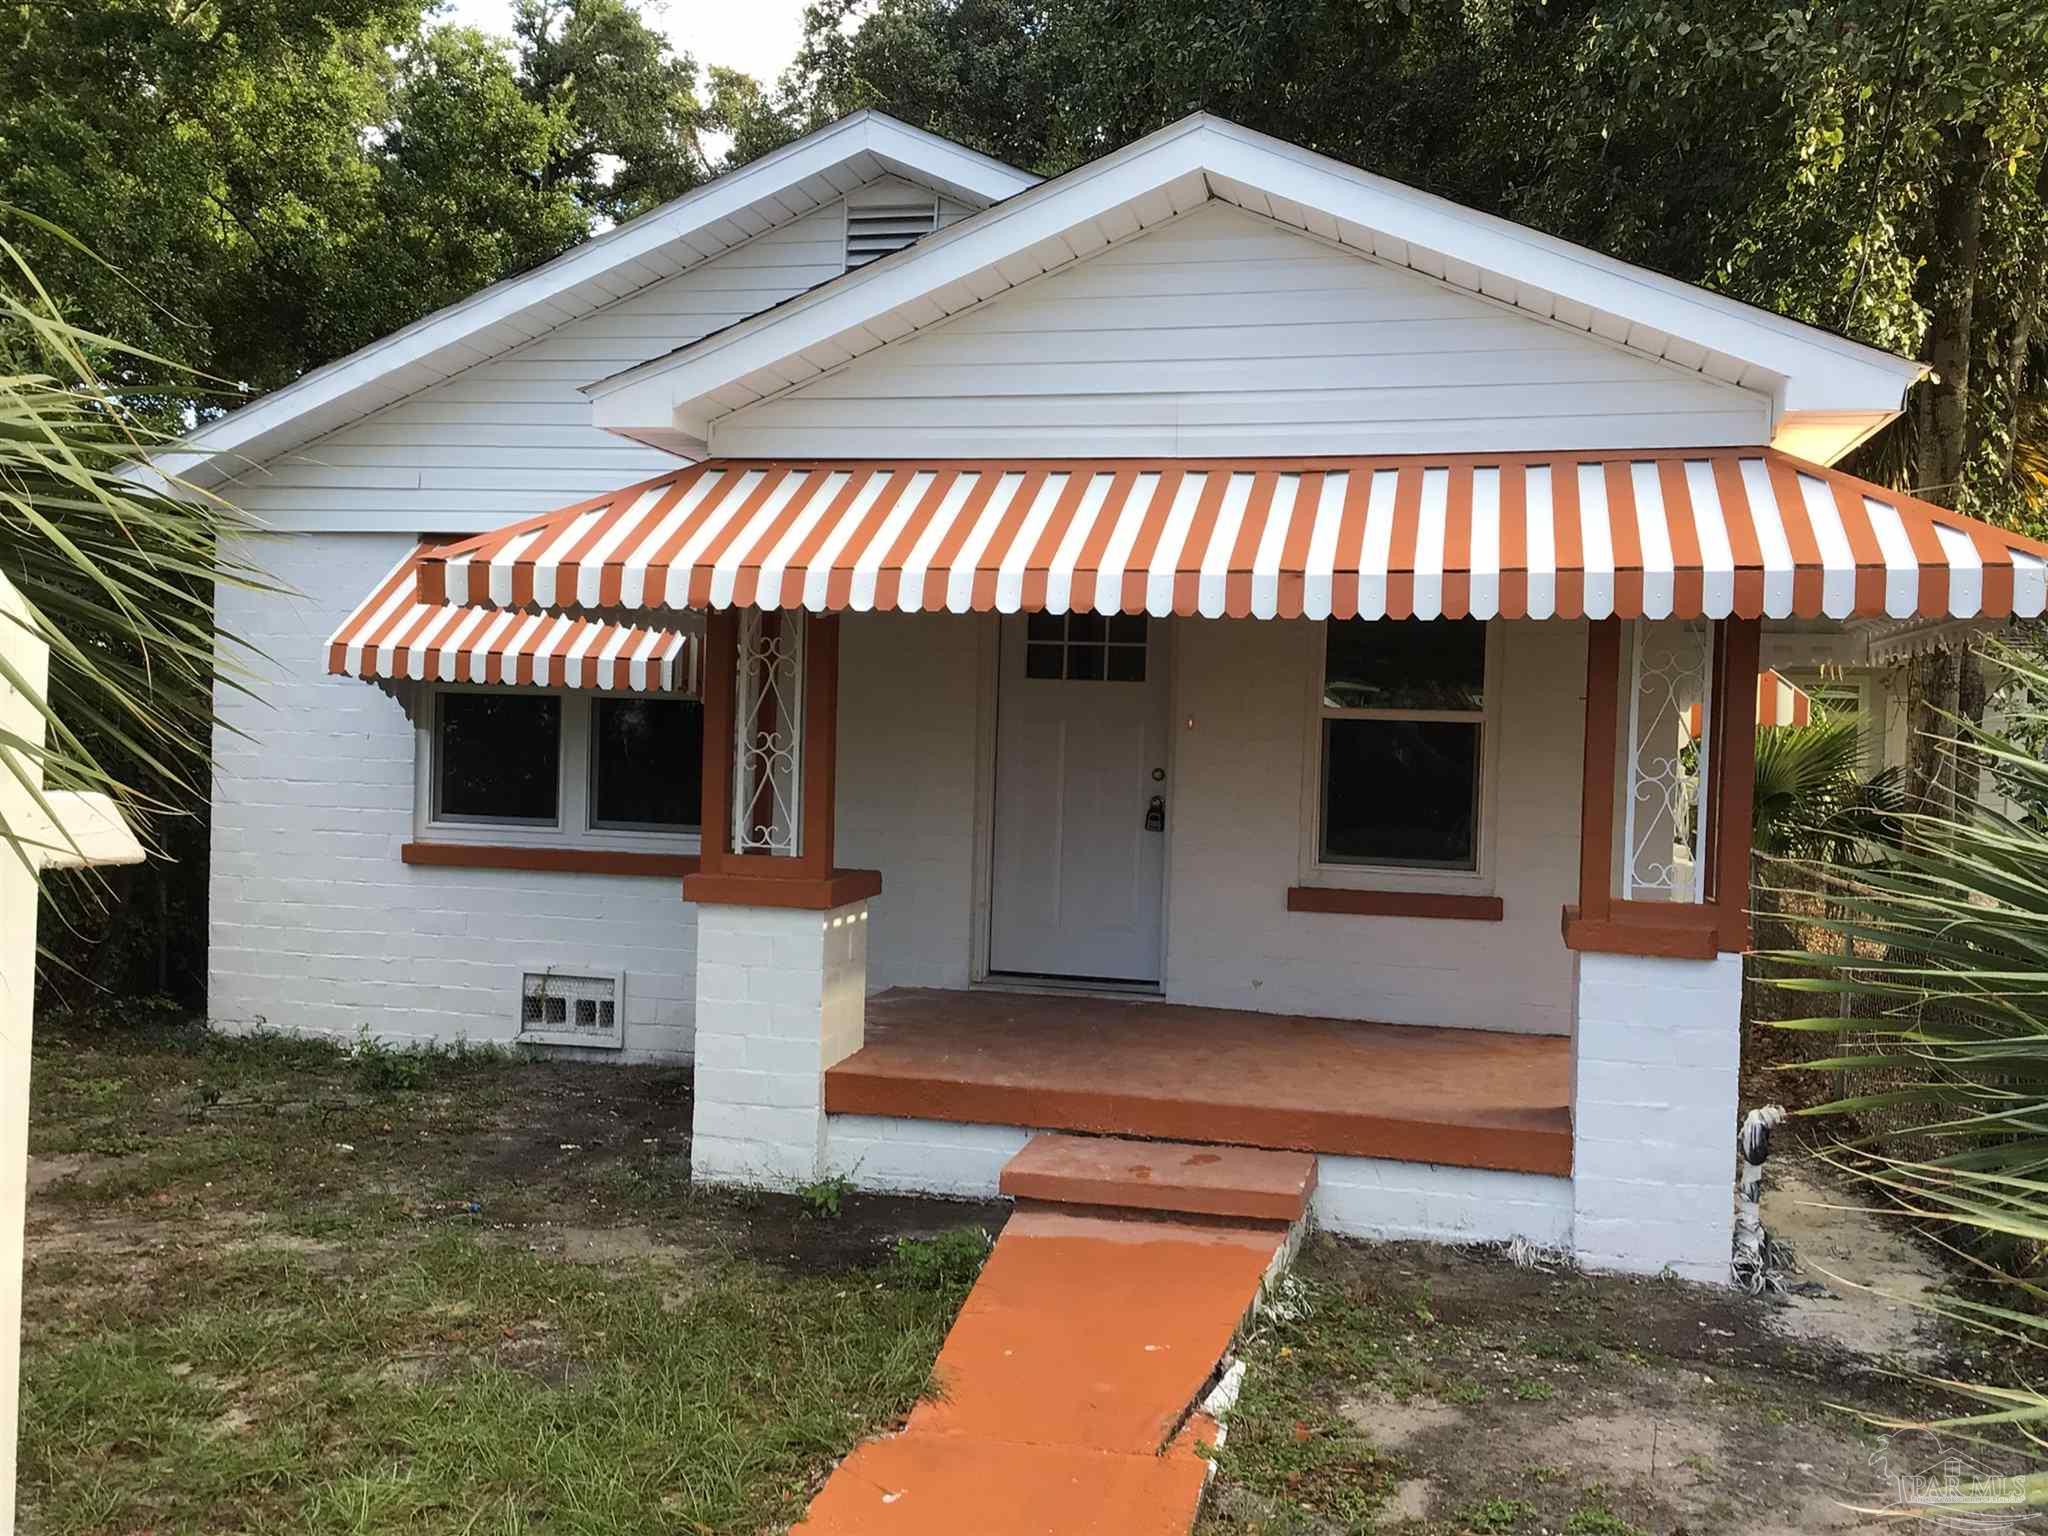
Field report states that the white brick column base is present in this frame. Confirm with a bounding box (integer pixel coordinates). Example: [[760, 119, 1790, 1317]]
[[690, 899, 869, 1188], [1571, 949, 1742, 1284]]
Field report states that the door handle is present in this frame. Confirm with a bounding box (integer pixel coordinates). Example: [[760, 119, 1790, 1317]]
[[1144, 795, 1165, 832]]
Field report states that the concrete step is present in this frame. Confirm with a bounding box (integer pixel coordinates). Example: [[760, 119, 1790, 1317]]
[[999, 1132, 1318, 1223]]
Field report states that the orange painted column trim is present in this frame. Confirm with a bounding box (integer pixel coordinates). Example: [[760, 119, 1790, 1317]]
[[1710, 617, 1761, 952], [682, 608, 879, 908], [1577, 619, 1622, 924]]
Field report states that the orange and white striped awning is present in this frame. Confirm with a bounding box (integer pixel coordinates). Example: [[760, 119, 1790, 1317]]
[[1756, 669, 1815, 728], [415, 450, 2048, 624], [327, 542, 700, 692], [1689, 670, 1812, 741]]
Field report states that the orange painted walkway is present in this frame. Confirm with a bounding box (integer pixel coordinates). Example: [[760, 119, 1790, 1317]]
[[794, 1203, 1285, 1534]]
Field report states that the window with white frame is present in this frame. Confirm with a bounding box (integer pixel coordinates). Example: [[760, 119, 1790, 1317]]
[[1788, 671, 1883, 766], [1312, 620, 1489, 872], [1807, 679, 1868, 723], [420, 686, 703, 849]]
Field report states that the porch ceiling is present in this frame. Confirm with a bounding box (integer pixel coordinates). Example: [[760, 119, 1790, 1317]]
[[412, 448, 2048, 625]]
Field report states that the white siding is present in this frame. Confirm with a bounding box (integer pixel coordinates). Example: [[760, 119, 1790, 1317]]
[[209, 532, 699, 1062], [225, 184, 926, 534], [713, 203, 1774, 459], [215, 592, 1584, 1060]]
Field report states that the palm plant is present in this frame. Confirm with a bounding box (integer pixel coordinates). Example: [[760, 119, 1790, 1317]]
[[1753, 715, 1905, 864], [1774, 640, 2048, 1475], [1, 211, 269, 875]]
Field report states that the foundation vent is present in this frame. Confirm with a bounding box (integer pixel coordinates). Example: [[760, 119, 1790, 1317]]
[[519, 970, 623, 1049], [845, 192, 938, 270]]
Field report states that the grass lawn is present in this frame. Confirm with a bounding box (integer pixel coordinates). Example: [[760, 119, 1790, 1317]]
[[24, 1018, 2026, 1536], [20, 1018, 997, 1535]]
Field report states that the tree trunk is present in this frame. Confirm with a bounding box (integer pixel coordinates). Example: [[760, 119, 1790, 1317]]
[[1903, 121, 1992, 811], [1907, 646, 1961, 817], [1911, 120, 1991, 505], [1954, 638, 1988, 809]]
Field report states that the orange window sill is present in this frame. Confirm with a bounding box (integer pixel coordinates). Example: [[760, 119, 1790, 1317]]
[[1287, 886, 1504, 922], [401, 842, 701, 879]]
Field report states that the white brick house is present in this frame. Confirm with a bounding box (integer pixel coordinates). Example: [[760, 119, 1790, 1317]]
[[167, 112, 2048, 1283]]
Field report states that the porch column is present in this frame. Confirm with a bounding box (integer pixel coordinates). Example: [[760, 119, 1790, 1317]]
[[683, 608, 881, 1187], [1565, 617, 1758, 1284]]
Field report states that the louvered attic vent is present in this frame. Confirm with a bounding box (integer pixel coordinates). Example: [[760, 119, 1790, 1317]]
[[519, 969, 623, 1049], [845, 198, 939, 269]]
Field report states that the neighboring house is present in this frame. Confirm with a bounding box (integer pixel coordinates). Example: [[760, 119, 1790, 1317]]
[[165, 112, 2048, 1284], [1766, 624, 2022, 815]]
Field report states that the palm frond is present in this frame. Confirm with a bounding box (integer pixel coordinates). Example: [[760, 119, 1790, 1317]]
[[1771, 638, 2048, 1465], [0, 208, 276, 875]]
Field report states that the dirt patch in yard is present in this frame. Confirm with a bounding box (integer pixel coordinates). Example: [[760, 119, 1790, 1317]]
[[1758, 1158, 1951, 1364], [26, 1151, 105, 1191], [729, 1189, 1011, 1274], [1202, 1234, 2034, 1536], [457, 1065, 693, 1189]]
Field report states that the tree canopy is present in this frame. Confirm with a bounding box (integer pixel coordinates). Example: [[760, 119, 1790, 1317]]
[[6, 0, 2046, 526], [0, 0, 717, 414]]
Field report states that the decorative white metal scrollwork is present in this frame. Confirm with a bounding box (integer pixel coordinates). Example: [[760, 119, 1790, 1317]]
[[731, 608, 805, 857], [1622, 619, 1714, 901]]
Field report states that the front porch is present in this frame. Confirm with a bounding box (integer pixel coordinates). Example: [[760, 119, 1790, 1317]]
[[370, 445, 2048, 1284], [825, 987, 1573, 1177]]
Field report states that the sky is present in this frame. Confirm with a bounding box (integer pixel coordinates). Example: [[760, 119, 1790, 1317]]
[[436, 0, 815, 86]]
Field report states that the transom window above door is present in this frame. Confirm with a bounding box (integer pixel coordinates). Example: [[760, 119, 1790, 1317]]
[[1025, 612, 1148, 682], [1313, 620, 1490, 872]]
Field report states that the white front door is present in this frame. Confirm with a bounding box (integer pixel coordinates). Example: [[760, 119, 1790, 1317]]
[[989, 612, 1170, 982]]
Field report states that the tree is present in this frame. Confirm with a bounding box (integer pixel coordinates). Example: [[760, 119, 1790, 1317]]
[[513, 0, 716, 225], [0, 0, 718, 417]]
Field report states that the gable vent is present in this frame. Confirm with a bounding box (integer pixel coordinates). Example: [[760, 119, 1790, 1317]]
[[519, 969, 623, 1049], [845, 197, 938, 270]]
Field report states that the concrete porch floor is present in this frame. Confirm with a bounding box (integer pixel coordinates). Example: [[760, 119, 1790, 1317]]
[[824, 988, 1573, 1176]]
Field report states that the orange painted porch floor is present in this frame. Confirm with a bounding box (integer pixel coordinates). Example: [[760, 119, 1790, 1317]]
[[794, 1203, 1282, 1534], [825, 987, 1574, 1176]]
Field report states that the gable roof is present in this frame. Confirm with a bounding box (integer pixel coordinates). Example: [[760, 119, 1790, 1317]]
[[586, 114, 1925, 465], [146, 112, 1037, 491]]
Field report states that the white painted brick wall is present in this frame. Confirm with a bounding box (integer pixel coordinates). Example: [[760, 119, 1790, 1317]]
[[830, 610, 1588, 1035], [1570, 950, 1743, 1283], [215, 596, 1588, 1065], [690, 900, 869, 1186], [1313, 1156, 1573, 1246], [825, 1116, 1034, 1198], [1166, 617, 1586, 1034], [834, 613, 983, 992], [209, 532, 698, 1063], [820, 1121, 1573, 1242]]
